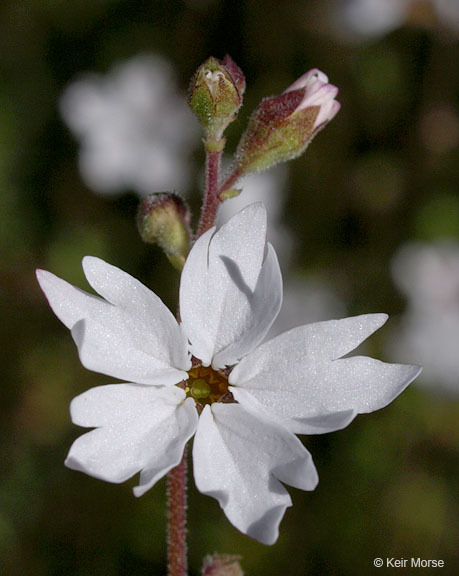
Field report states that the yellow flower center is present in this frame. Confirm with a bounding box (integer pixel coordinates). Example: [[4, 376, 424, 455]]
[[185, 364, 231, 406]]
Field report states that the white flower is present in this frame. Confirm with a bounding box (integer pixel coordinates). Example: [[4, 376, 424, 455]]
[[36, 204, 420, 544], [334, 0, 410, 39], [388, 240, 459, 395], [60, 54, 199, 196]]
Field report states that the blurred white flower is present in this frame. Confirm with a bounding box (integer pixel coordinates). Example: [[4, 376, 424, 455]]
[[334, 0, 409, 39], [389, 240, 459, 394], [332, 0, 459, 41], [434, 0, 459, 29], [60, 54, 199, 196]]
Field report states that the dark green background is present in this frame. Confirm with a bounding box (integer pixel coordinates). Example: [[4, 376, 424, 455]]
[[1, 1, 458, 574]]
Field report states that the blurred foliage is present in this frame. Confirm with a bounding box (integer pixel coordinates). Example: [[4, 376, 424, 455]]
[[0, 0, 458, 574]]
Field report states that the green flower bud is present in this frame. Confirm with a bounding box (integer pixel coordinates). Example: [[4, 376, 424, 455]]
[[137, 193, 191, 270], [188, 55, 245, 144], [235, 69, 340, 173], [202, 554, 244, 576]]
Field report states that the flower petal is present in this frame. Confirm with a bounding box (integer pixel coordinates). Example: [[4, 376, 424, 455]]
[[231, 388, 358, 435], [213, 243, 282, 368], [230, 314, 421, 434], [36, 260, 190, 385], [180, 204, 281, 368], [66, 384, 198, 494], [192, 404, 318, 545]]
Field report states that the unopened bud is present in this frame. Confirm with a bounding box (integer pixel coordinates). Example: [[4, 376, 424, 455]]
[[202, 554, 244, 576], [137, 193, 191, 270], [188, 55, 245, 145], [235, 69, 340, 173]]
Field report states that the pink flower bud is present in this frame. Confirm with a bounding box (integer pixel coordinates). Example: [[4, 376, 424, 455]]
[[236, 68, 340, 173], [285, 68, 341, 131]]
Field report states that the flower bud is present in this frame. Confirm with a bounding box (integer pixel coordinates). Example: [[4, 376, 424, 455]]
[[202, 554, 244, 576], [235, 69, 340, 173], [188, 55, 245, 145], [137, 193, 191, 270]]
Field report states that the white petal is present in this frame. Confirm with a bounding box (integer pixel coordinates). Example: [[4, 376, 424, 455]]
[[180, 204, 281, 368], [213, 244, 282, 368], [37, 268, 99, 331], [192, 404, 318, 545], [231, 388, 358, 435], [230, 314, 421, 434], [178, 227, 215, 364], [285, 69, 329, 92], [36, 261, 190, 385], [66, 384, 198, 494]]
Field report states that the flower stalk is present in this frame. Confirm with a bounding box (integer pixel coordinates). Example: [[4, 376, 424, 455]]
[[196, 147, 224, 238], [167, 448, 189, 576]]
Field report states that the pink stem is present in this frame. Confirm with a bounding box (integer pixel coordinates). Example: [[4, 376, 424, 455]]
[[167, 448, 188, 576], [196, 150, 223, 238]]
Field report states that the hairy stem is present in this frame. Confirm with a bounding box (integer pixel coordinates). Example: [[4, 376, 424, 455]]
[[167, 448, 188, 576], [196, 149, 223, 238]]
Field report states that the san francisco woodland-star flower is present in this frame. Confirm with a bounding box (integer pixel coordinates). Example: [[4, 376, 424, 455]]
[[36, 203, 421, 545]]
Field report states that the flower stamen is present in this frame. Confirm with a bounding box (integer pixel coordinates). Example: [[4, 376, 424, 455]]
[[186, 365, 233, 405]]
